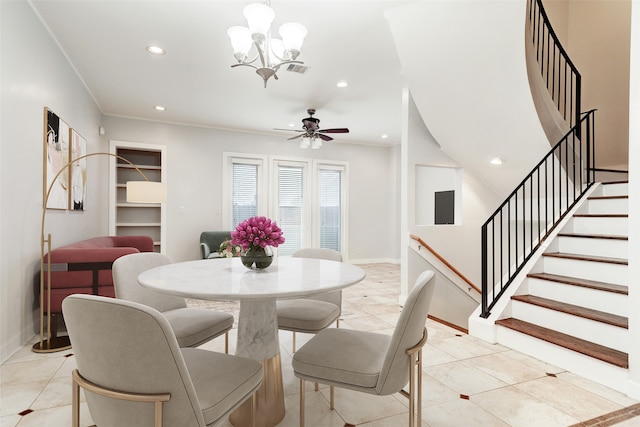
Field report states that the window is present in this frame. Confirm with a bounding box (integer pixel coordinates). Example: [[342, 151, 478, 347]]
[[223, 153, 347, 257], [222, 154, 267, 228], [318, 168, 343, 251]]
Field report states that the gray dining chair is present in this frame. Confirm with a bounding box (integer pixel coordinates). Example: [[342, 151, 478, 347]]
[[62, 294, 263, 427], [292, 270, 436, 427], [112, 252, 234, 351], [276, 248, 343, 353]]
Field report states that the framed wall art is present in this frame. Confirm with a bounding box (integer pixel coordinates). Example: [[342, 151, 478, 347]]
[[70, 129, 87, 210], [43, 107, 70, 209]]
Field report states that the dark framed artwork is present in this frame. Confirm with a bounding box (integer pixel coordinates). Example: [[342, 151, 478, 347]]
[[43, 107, 70, 209], [70, 129, 87, 210]]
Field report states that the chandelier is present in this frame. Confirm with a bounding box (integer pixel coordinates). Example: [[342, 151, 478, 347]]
[[227, 2, 308, 87]]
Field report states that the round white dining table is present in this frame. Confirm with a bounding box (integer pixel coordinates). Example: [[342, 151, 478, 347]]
[[138, 256, 365, 427]]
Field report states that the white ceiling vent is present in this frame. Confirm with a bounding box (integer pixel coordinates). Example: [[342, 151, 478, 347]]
[[286, 64, 309, 74]]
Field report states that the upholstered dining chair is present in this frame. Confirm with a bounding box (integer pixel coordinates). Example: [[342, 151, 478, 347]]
[[292, 270, 436, 427], [276, 248, 343, 353], [112, 252, 234, 352], [62, 294, 263, 427]]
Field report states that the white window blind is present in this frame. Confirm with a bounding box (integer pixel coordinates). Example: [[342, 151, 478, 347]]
[[319, 169, 341, 251], [232, 163, 258, 227], [277, 166, 303, 256]]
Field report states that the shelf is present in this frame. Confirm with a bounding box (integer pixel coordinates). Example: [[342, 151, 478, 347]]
[[116, 223, 162, 227], [117, 163, 162, 171], [116, 203, 161, 208]]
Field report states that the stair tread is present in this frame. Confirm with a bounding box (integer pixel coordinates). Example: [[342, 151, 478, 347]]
[[527, 272, 628, 295], [588, 195, 628, 200], [511, 294, 628, 328], [573, 213, 628, 218], [543, 252, 628, 265], [557, 233, 628, 241], [495, 318, 629, 368]]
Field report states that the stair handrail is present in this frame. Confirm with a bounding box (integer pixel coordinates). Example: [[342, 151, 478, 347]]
[[528, 0, 581, 133], [480, 109, 596, 318], [410, 234, 481, 294]]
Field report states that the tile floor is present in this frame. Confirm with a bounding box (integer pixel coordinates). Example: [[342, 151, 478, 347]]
[[2, 263, 640, 427]]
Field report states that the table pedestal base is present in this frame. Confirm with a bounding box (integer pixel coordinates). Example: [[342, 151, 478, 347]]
[[230, 354, 284, 427]]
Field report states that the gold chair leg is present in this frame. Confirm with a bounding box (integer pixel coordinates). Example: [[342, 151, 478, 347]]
[[409, 352, 416, 427], [314, 382, 319, 392], [72, 375, 80, 427], [300, 378, 305, 427], [225, 331, 229, 354], [417, 348, 423, 427], [154, 401, 163, 427], [251, 392, 256, 427], [292, 331, 296, 353]]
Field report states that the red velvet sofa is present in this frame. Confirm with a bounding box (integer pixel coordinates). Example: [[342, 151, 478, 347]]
[[42, 236, 154, 314]]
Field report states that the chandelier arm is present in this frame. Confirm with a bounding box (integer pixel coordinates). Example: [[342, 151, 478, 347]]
[[231, 63, 258, 71], [35, 152, 152, 353]]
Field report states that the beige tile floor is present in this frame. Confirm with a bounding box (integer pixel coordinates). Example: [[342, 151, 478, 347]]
[[2, 263, 639, 427]]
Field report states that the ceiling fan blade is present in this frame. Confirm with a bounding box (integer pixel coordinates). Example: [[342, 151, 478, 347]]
[[287, 134, 305, 140], [318, 128, 349, 133], [274, 128, 303, 132], [318, 133, 333, 141]]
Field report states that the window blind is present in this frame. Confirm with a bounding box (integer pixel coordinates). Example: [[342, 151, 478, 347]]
[[232, 163, 258, 227]]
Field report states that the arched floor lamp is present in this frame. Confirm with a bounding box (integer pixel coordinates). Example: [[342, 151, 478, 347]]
[[33, 152, 166, 353]]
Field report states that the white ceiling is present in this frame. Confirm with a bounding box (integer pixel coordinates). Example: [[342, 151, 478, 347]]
[[30, 0, 413, 147]]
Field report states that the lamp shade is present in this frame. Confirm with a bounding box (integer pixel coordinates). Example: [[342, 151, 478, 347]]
[[279, 23, 307, 51], [300, 137, 311, 149], [243, 3, 275, 37], [228, 26, 253, 56], [126, 181, 166, 203]]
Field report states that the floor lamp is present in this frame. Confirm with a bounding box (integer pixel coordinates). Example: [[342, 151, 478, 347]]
[[33, 152, 166, 353]]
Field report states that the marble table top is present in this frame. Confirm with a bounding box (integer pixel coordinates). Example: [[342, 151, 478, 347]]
[[138, 256, 366, 301]]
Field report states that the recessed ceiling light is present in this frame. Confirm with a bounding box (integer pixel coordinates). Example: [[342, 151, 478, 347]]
[[288, 123, 296, 127], [154, 105, 166, 111], [490, 155, 505, 165], [336, 81, 348, 88], [146, 46, 165, 55], [381, 134, 389, 139]]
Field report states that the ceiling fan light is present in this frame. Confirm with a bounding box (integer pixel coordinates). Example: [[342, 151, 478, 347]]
[[279, 22, 307, 54], [300, 137, 311, 149], [311, 139, 322, 149], [244, 3, 275, 39], [227, 26, 252, 60]]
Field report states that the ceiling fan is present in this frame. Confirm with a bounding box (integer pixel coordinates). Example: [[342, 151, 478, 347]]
[[276, 109, 349, 148]]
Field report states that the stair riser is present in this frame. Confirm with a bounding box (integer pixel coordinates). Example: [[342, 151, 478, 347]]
[[567, 217, 628, 236], [542, 257, 627, 286], [556, 236, 627, 259], [510, 301, 628, 352], [582, 198, 628, 215], [599, 183, 628, 197], [495, 326, 629, 391], [527, 278, 628, 316]]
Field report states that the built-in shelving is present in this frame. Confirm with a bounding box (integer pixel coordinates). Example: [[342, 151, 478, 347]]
[[109, 140, 166, 253]]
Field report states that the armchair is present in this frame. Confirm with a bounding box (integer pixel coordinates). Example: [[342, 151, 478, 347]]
[[200, 231, 232, 259]]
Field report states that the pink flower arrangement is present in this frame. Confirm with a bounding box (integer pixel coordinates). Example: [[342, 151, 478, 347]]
[[230, 216, 285, 251]]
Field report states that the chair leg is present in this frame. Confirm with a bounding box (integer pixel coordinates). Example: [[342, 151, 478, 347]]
[[314, 382, 319, 392], [330, 385, 334, 410], [251, 392, 257, 427], [300, 378, 305, 427], [417, 348, 423, 427], [225, 331, 229, 354], [72, 374, 80, 427], [408, 352, 416, 427], [292, 331, 296, 353], [154, 400, 163, 427]]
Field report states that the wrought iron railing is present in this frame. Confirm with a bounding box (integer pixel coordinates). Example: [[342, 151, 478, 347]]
[[480, 110, 596, 318], [528, 0, 581, 132]]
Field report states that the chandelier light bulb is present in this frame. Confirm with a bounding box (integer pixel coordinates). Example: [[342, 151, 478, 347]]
[[279, 22, 307, 58], [243, 3, 275, 39], [228, 26, 252, 61]]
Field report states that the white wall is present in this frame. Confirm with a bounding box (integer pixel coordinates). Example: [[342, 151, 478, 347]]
[[1, 1, 105, 361], [100, 116, 398, 264], [404, 93, 501, 292]]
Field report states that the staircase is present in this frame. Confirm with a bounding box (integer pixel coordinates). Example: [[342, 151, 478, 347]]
[[494, 181, 629, 389]]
